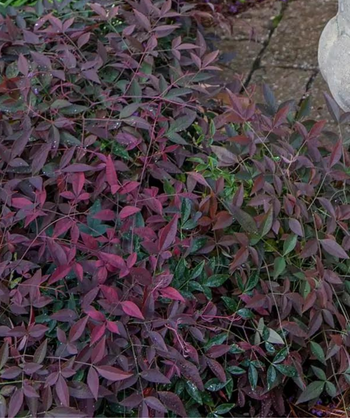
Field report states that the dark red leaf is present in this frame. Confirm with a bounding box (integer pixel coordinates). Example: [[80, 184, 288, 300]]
[[8, 388, 23, 418], [158, 215, 178, 251], [96, 365, 133, 381], [121, 301, 144, 320], [56, 375, 70, 407], [119, 206, 141, 220], [144, 397, 167, 413], [159, 287, 185, 302], [158, 392, 187, 417], [320, 239, 349, 259], [140, 369, 171, 384], [87, 367, 99, 401], [69, 316, 88, 342]]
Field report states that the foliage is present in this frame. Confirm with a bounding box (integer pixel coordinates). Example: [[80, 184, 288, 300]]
[[0, 0, 350, 417]]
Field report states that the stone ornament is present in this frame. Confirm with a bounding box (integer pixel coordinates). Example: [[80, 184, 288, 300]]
[[319, 0, 350, 111]]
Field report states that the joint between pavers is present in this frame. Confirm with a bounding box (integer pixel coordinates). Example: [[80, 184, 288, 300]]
[[259, 64, 319, 71], [242, 0, 290, 92], [298, 69, 320, 106]]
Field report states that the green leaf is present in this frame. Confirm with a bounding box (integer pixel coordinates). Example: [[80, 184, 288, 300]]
[[245, 272, 259, 292], [273, 348, 288, 364], [165, 131, 188, 145], [236, 308, 254, 319], [214, 404, 235, 415], [61, 105, 89, 115], [267, 365, 277, 390], [225, 377, 234, 398], [311, 366, 327, 381], [129, 80, 142, 103], [265, 342, 276, 354], [248, 364, 258, 390], [190, 261, 205, 280], [273, 257, 286, 279], [204, 333, 227, 350], [231, 206, 257, 234], [275, 364, 298, 377], [221, 296, 238, 313], [164, 88, 192, 100], [168, 111, 196, 133], [119, 102, 140, 119], [181, 198, 192, 224], [227, 366, 245, 375], [283, 234, 297, 256], [267, 329, 284, 345], [259, 207, 273, 237], [325, 381, 336, 397], [186, 382, 203, 405], [205, 378, 228, 392], [60, 131, 81, 146], [189, 237, 207, 254], [310, 342, 326, 365], [205, 274, 230, 287], [51, 99, 72, 109], [209, 119, 216, 137], [230, 344, 245, 354], [296, 381, 324, 404]]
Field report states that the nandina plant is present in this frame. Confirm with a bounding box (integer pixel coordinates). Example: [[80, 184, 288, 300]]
[[1, 0, 350, 417]]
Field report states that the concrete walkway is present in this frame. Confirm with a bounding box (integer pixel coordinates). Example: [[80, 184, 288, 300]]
[[206, 0, 342, 130]]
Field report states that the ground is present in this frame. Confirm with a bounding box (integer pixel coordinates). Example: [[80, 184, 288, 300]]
[[204, 0, 347, 135]]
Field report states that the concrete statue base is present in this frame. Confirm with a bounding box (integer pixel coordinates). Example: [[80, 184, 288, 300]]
[[319, 0, 350, 111]]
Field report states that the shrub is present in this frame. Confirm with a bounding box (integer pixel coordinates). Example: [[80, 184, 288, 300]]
[[1, 0, 350, 417]]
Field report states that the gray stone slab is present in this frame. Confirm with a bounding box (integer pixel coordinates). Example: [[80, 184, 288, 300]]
[[229, 0, 282, 43], [218, 40, 263, 84], [206, 0, 283, 85], [261, 0, 338, 69], [250, 66, 313, 104], [203, 0, 282, 42]]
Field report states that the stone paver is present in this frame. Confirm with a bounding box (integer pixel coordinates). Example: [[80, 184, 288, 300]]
[[261, 0, 337, 70], [218, 40, 263, 84], [250, 67, 314, 104], [229, 0, 282, 43], [209, 0, 340, 122], [208, 1, 282, 85]]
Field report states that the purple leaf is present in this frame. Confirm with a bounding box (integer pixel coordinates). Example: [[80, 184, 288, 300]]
[[87, 367, 99, 401], [158, 391, 187, 417], [56, 375, 70, 407], [121, 301, 144, 320], [119, 206, 141, 220], [69, 316, 88, 342], [140, 369, 171, 384], [320, 239, 349, 259], [96, 365, 133, 381], [158, 215, 178, 252], [144, 397, 167, 413], [8, 388, 23, 418]]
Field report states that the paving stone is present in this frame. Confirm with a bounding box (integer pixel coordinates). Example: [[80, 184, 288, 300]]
[[217, 40, 263, 84], [203, 0, 282, 42], [250, 66, 313, 104], [228, 0, 282, 43], [261, 0, 338, 69]]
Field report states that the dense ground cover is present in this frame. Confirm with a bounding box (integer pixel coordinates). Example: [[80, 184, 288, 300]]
[[0, 0, 350, 417]]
